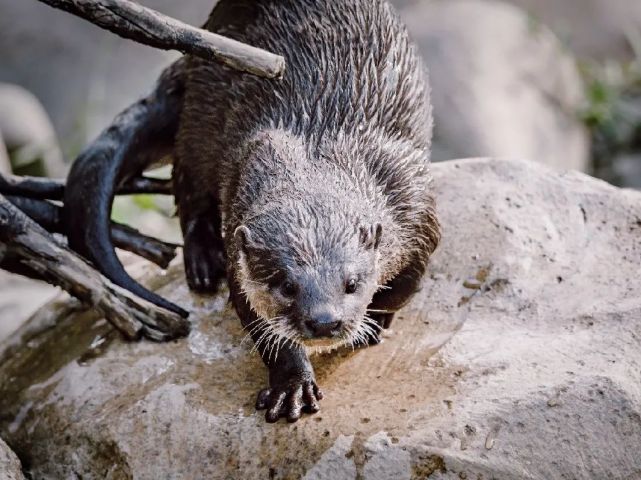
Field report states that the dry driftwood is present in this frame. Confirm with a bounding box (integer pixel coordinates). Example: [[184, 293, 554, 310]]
[[0, 173, 172, 200], [37, 0, 285, 78], [4, 195, 178, 268], [0, 194, 189, 341]]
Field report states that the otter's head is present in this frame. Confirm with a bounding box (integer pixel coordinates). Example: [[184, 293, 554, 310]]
[[234, 222, 384, 354]]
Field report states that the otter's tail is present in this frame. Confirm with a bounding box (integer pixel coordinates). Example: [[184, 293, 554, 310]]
[[64, 59, 189, 318]]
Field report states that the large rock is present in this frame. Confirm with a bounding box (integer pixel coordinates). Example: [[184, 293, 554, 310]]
[[506, 0, 641, 61], [399, 0, 590, 171], [0, 83, 66, 176], [396, 0, 641, 61], [1, 158, 641, 479], [0, 437, 25, 480]]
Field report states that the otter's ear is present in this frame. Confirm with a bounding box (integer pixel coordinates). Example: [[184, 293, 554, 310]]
[[234, 225, 255, 257], [359, 224, 383, 250]]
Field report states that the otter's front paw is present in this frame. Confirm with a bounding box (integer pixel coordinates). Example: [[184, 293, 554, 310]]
[[183, 219, 226, 293], [256, 379, 323, 423]]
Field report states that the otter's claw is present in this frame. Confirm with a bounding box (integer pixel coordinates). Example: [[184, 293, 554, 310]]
[[256, 381, 323, 423]]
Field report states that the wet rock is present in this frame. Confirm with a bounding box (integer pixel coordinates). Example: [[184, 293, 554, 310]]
[[0, 437, 25, 480], [399, 0, 590, 172], [1, 158, 641, 479]]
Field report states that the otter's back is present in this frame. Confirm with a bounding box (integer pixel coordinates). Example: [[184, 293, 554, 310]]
[[177, 0, 431, 178]]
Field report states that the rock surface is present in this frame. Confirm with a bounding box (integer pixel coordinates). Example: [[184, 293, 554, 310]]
[[1, 158, 640, 479], [400, 0, 590, 171], [0, 437, 25, 480], [398, 0, 641, 61]]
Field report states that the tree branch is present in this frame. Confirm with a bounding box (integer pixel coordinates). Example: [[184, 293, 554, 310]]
[[5, 195, 179, 268], [0, 173, 173, 200], [0, 194, 190, 341], [0, 174, 65, 200], [36, 0, 285, 79], [116, 176, 172, 196]]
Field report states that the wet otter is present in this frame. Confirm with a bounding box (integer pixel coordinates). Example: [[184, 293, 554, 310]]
[[175, 0, 440, 422], [63, 0, 439, 422]]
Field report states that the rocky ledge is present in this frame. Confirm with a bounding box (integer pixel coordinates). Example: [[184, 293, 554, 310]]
[[1, 158, 640, 479]]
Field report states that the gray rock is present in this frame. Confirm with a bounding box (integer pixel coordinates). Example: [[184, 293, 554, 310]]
[[395, 0, 641, 61], [0, 83, 65, 176], [0, 437, 25, 480], [399, 0, 590, 172], [1, 158, 640, 479], [505, 0, 641, 61]]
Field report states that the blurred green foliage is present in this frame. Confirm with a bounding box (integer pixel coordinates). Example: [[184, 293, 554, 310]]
[[110, 166, 182, 243], [580, 57, 641, 185]]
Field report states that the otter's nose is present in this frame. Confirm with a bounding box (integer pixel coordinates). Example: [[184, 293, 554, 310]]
[[305, 313, 343, 337]]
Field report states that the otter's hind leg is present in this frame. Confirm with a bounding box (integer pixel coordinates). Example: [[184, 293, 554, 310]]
[[367, 207, 441, 343], [364, 261, 426, 345], [176, 190, 226, 293], [174, 64, 227, 293]]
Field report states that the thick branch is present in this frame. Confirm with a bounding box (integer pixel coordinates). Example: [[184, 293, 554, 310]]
[[110, 223, 178, 269], [0, 194, 190, 341], [116, 176, 172, 196], [5, 195, 178, 268], [0, 174, 172, 200], [37, 0, 285, 78], [0, 174, 65, 200]]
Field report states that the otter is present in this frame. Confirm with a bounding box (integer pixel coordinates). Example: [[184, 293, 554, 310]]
[[174, 0, 440, 422], [64, 0, 440, 423]]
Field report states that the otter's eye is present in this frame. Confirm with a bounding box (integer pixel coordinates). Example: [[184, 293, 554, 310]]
[[345, 278, 358, 294], [281, 281, 297, 297]]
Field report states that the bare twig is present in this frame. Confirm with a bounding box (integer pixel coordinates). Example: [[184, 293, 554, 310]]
[[0, 174, 65, 200], [0, 194, 190, 341], [5, 195, 179, 268], [0, 174, 173, 200], [110, 223, 178, 269], [116, 176, 172, 196], [36, 0, 285, 78]]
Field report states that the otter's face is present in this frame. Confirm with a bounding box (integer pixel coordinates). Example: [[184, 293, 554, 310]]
[[235, 224, 383, 353]]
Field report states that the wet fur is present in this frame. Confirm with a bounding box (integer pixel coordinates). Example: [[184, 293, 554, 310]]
[[175, 0, 440, 346], [60, 0, 439, 422]]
